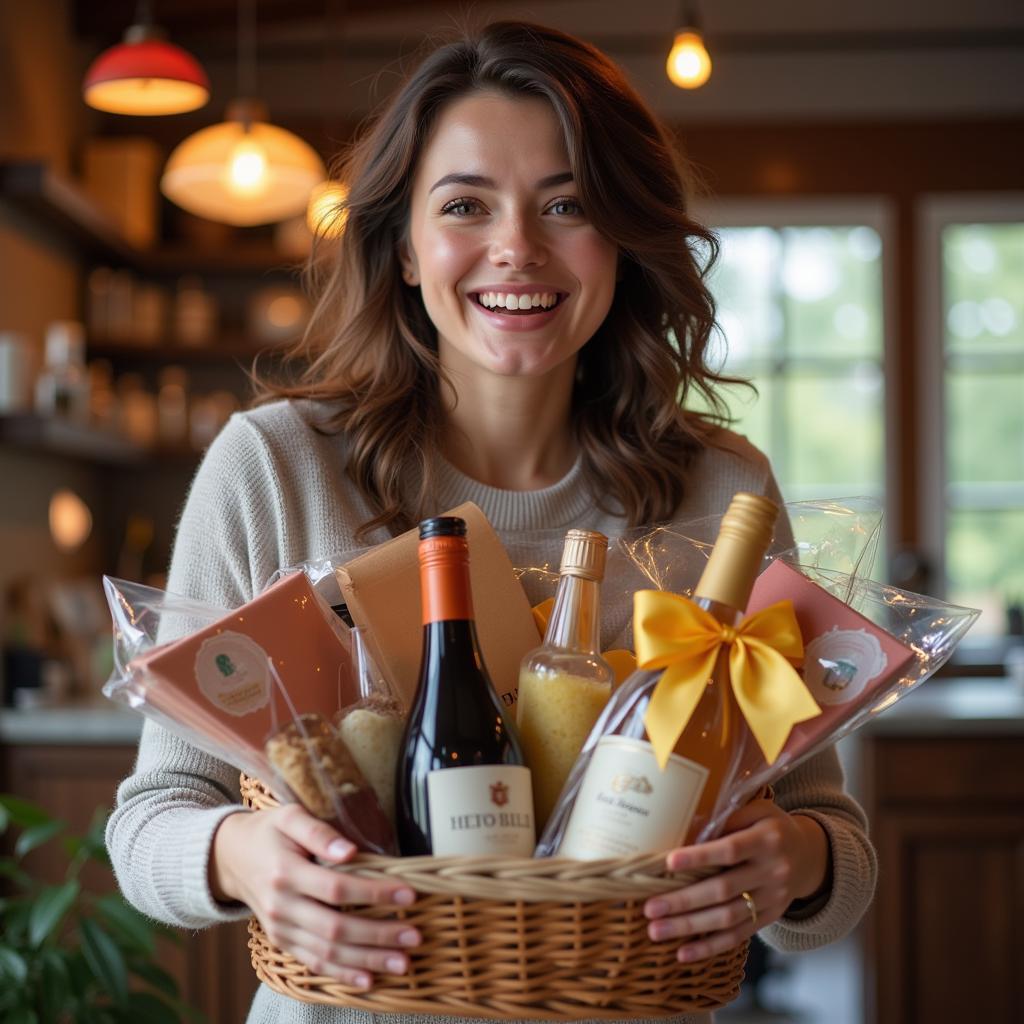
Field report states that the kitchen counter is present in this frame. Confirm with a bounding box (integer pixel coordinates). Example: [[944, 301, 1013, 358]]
[[1, 677, 1022, 746], [0, 700, 143, 745], [860, 675, 1024, 736]]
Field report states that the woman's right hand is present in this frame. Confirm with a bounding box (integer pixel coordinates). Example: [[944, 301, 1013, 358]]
[[210, 804, 420, 989]]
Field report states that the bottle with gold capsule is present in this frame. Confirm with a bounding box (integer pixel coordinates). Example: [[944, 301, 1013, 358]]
[[516, 529, 615, 831], [544, 493, 780, 859]]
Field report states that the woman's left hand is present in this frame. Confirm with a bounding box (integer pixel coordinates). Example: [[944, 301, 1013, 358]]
[[643, 799, 830, 963]]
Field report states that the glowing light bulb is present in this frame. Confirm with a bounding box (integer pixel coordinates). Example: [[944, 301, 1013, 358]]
[[307, 180, 349, 238], [49, 489, 92, 552], [666, 30, 712, 89], [226, 136, 268, 197]]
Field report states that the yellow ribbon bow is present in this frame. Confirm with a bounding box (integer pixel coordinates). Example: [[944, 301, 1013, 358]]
[[531, 599, 637, 686], [633, 590, 821, 770]]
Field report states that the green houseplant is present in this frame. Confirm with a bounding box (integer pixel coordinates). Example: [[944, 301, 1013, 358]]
[[0, 794, 202, 1024]]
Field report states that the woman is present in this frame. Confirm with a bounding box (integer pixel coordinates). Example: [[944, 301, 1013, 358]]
[[107, 21, 876, 1023]]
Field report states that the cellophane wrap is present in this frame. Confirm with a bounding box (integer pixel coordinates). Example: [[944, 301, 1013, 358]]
[[534, 499, 980, 856], [101, 573, 397, 854]]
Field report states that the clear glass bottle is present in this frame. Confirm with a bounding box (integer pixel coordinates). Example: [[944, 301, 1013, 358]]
[[548, 493, 778, 859], [516, 529, 614, 830]]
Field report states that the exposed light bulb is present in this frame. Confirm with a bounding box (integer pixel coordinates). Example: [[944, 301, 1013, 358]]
[[49, 489, 92, 552], [666, 30, 712, 89], [307, 180, 350, 238], [226, 136, 269, 196]]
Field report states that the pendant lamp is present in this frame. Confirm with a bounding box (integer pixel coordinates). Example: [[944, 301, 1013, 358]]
[[160, 1, 325, 226], [666, 3, 712, 90], [83, 3, 209, 116]]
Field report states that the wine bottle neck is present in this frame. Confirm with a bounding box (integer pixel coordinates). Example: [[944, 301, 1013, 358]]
[[544, 573, 602, 653], [420, 539, 474, 625], [693, 595, 743, 627]]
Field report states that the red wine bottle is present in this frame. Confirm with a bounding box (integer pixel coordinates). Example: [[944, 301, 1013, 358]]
[[395, 516, 535, 856]]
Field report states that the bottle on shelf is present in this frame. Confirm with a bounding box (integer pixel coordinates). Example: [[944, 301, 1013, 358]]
[[516, 529, 615, 831], [396, 516, 535, 857], [34, 321, 89, 421], [547, 492, 779, 860]]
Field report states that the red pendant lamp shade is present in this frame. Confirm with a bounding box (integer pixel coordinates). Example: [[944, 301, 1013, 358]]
[[84, 27, 210, 116]]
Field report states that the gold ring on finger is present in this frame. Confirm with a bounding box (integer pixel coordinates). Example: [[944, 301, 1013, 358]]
[[740, 890, 758, 926]]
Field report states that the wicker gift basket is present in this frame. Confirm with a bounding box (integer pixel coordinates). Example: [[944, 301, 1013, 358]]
[[241, 773, 747, 1019]]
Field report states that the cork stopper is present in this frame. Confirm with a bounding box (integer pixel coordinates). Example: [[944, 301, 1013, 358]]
[[696, 492, 779, 613], [559, 529, 608, 582]]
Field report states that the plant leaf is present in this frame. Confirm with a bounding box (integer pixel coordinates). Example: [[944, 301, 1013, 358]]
[[0, 795, 51, 829], [0, 944, 29, 984], [0, 800, 9, 833], [129, 958, 179, 999], [123, 991, 181, 1024], [28, 880, 80, 947], [6, 1007, 39, 1024], [79, 918, 128, 1003], [0, 859, 33, 887], [4, 900, 33, 941], [96, 894, 155, 955], [39, 950, 72, 1024], [15, 819, 66, 859]]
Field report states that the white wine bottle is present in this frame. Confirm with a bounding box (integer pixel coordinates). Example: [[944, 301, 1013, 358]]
[[549, 493, 778, 859], [516, 529, 614, 831], [395, 516, 535, 856]]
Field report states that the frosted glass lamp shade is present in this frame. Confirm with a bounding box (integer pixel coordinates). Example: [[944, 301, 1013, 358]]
[[84, 38, 209, 115], [161, 119, 327, 226]]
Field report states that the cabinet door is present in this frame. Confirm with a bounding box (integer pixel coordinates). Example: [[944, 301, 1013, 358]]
[[866, 736, 1024, 1024], [873, 812, 1024, 1024], [0, 742, 258, 1021]]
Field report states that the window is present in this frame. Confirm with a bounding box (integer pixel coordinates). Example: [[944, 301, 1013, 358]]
[[921, 197, 1024, 639], [692, 200, 892, 576]]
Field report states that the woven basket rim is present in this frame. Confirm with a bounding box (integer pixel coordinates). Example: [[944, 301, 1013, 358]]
[[239, 772, 709, 902]]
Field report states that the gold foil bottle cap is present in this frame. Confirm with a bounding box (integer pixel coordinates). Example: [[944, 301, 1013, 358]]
[[559, 529, 608, 581], [696, 492, 780, 613], [717, 492, 778, 552]]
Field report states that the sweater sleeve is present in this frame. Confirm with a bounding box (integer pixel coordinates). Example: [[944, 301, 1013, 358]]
[[758, 744, 877, 952], [105, 414, 285, 928]]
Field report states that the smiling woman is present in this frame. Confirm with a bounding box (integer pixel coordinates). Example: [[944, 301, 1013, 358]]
[[254, 20, 740, 533], [398, 90, 619, 488], [105, 20, 877, 1024]]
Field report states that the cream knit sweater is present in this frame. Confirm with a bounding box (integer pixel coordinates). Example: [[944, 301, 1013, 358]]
[[106, 400, 876, 1024]]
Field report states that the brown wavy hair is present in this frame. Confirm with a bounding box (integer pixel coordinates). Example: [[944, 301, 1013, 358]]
[[257, 20, 740, 539]]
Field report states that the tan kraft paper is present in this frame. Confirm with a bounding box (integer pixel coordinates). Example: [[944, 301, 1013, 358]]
[[334, 502, 538, 711]]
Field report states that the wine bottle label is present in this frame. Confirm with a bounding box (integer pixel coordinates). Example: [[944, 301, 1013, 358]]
[[426, 764, 535, 856], [557, 736, 709, 859]]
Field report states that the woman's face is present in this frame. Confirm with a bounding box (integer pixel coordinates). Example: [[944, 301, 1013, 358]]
[[401, 90, 619, 381]]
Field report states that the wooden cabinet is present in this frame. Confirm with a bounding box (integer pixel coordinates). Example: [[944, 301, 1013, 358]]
[[863, 734, 1024, 1024], [0, 741, 259, 1022]]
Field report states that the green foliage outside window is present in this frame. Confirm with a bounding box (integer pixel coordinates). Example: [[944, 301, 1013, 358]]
[[942, 223, 1024, 634], [694, 224, 886, 577]]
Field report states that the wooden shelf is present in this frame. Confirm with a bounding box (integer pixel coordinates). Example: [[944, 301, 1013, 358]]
[[0, 161, 300, 276], [0, 414, 200, 467], [87, 337, 284, 364], [0, 414, 142, 464]]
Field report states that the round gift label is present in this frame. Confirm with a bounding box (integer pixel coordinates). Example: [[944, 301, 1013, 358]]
[[195, 632, 272, 716], [804, 627, 888, 706]]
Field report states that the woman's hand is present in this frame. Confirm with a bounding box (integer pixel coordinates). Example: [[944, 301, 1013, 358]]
[[210, 804, 420, 989], [643, 800, 830, 963]]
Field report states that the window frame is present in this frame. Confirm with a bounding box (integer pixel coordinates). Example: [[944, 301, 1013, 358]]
[[918, 192, 1024, 627], [692, 196, 898, 567]]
